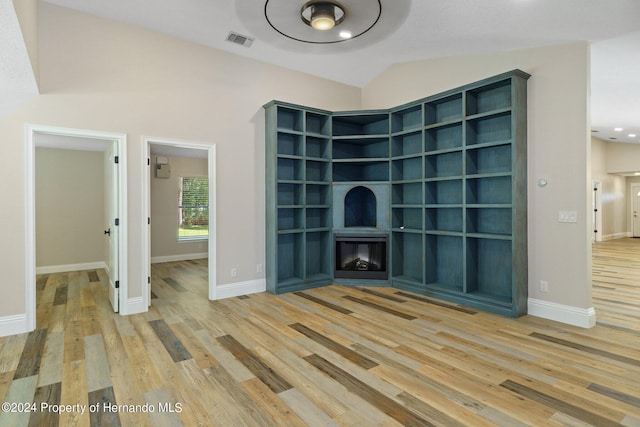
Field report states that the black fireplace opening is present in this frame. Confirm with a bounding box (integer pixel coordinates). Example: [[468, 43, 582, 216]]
[[334, 234, 388, 280]]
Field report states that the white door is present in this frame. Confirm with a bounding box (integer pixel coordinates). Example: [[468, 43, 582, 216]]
[[633, 184, 640, 238], [105, 141, 120, 312]]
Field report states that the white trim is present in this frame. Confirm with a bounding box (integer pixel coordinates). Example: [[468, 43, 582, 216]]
[[528, 298, 596, 328], [26, 124, 128, 328], [36, 261, 107, 275], [216, 279, 266, 300], [126, 297, 146, 315], [0, 314, 29, 337], [601, 232, 631, 241], [151, 253, 208, 264], [142, 136, 217, 307]]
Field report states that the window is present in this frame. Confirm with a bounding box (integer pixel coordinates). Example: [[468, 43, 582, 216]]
[[178, 177, 208, 240]]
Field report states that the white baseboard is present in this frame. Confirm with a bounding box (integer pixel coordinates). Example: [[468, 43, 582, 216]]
[[151, 253, 208, 264], [125, 297, 146, 315], [601, 232, 631, 241], [216, 279, 266, 300], [0, 314, 29, 337], [528, 298, 596, 328], [36, 261, 107, 275]]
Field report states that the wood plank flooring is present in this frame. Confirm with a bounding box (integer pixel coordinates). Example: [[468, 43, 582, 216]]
[[0, 243, 638, 426]]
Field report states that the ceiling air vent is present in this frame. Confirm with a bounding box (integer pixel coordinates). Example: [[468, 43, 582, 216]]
[[226, 31, 254, 48]]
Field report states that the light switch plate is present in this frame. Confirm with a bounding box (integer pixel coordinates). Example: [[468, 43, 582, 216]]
[[558, 211, 577, 223]]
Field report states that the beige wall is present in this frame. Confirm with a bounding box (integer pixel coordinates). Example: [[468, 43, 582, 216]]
[[363, 43, 592, 309], [605, 139, 640, 174], [0, 2, 604, 322], [0, 2, 361, 317], [150, 155, 208, 259], [591, 137, 628, 240], [35, 147, 105, 267], [12, 0, 39, 85]]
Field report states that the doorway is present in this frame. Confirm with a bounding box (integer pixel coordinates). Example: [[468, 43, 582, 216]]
[[142, 137, 216, 307], [25, 125, 128, 331]]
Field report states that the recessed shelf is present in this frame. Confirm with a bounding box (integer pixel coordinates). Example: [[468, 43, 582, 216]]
[[466, 176, 512, 205], [425, 123, 463, 152], [333, 113, 389, 136], [392, 157, 423, 181], [306, 231, 330, 277], [466, 144, 511, 175], [425, 94, 463, 126], [277, 233, 304, 282], [392, 207, 422, 230], [425, 180, 463, 205], [306, 112, 331, 136], [277, 158, 303, 181], [332, 137, 389, 159], [425, 234, 463, 292], [392, 130, 423, 157], [466, 208, 512, 235], [306, 160, 330, 182], [333, 161, 389, 182], [392, 105, 423, 133], [306, 183, 330, 205], [277, 132, 303, 156], [392, 232, 423, 283], [466, 112, 512, 146], [277, 183, 303, 206], [278, 208, 303, 230], [392, 182, 422, 205], [426, 208, 463, 233], [466, 237, 512, 299], [466, 79, 512, 116], [277, 107, 303, 132], [425, 152, 462, 178], [306, 136, 330, 159], [306, 208, 331, 229]]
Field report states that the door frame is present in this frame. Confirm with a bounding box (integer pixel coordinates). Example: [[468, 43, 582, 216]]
[[631, 183, 640, 237], [592, 180, 602, 242], [142, 136, 217, 307], [25, 124, 129, 331]]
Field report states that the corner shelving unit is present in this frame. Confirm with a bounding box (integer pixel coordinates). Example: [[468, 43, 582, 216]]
[[265, 104, 333, 293], [264, 69, 529, 317]]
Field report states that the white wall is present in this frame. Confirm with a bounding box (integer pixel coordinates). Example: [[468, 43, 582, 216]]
[[0, 2, 361, 320], [150, 155, 208, 261], [363, 43, 593, 314], [35, 147, 105, 268]]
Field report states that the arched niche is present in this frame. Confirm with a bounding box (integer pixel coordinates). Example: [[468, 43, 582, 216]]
[[344, 186, 376, 227]]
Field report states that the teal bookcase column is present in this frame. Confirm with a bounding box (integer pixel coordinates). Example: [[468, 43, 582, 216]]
[[264, 69, 529, 317]]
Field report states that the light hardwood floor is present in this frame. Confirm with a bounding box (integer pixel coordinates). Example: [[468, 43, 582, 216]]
[[0, 241, 638, 426]]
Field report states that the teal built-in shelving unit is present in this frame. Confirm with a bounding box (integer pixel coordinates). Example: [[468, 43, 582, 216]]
[[264, 69, 530, 317]]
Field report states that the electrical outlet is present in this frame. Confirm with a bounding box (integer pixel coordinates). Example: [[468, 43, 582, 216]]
[[256, 263, 263, 273], [231, 268, 238, 278], [540, 280, 549, 293]]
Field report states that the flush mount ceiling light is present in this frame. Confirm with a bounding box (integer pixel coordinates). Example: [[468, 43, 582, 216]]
[[236, 0, 410, 51], [301, 1, 345, 31], [263, 0, 382, 44]]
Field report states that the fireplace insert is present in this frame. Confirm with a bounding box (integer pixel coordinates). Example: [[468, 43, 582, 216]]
[[334, 234, 388, 280]]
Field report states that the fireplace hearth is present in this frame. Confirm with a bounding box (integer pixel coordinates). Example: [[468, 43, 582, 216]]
[[334, 234, 388, 280]]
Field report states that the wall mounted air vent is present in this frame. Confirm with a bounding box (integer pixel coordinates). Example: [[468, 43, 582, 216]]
[[226, 31, 254, 47]]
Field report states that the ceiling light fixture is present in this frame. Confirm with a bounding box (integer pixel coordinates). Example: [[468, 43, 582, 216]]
[[301, 1, 345, 31]]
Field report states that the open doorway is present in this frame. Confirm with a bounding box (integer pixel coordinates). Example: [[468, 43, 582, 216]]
[[25, 125, 128, 331], [142, 137, 216, 307]]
